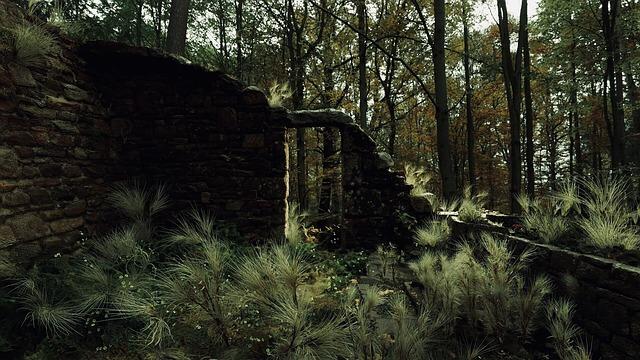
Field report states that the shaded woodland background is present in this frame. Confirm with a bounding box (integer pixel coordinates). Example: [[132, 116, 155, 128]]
[[16, 0, 640, 213]]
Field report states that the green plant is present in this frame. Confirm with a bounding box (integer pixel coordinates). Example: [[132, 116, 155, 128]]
[[404, 164, 432, 196], [285, 202, 308, 245], [11, 23, 58, 66], [518, 194, 569, 243], [553, 181, 582, 216], [413, 220, 450, 247], [458, 186, 486, 223], [343, 285, 383, 359], [577, 177, 639, 250], [375, 245, 400, 280], [267, 82, 293, 108], [385, 294, 448, 359], [579, 215, 639, 250], [546, 299, 591, 360]]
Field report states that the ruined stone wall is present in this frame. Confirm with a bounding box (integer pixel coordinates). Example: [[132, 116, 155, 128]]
[[0, 19, 286, 262], [81, 42, 287, 242], [287, 110, 412, 248], [1, 25, 111, 260]]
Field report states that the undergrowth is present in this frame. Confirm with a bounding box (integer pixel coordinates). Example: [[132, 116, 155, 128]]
[[517, 177, 639, 251]]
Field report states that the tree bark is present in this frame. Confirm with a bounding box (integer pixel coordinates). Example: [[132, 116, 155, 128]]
[[357, 0, 368, 130], [166, 0, 190, 55], [235, 0, 244, 79], [153, 0, 163, 48], [601, 0, 625, 169], [463, 0, 476, 195], [497, 0, 526, 212], [433, 0, 456, 200], [523, 11, 534, 196], [570, 53, 582, 176], [135, 0, 143, 46]]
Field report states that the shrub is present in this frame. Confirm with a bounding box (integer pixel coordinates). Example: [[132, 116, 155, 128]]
[[413, 220, 450, 247], [11, 23, 58, 66]]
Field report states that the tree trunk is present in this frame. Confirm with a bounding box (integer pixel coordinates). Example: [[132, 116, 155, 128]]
[[497, 0, 525, 212], [570, 54, 582, 176], [135, 0, 143, 46], [433, 0, 456, 200], [235, 0, 244, 80], [153, 0, 163, 48], [357, 0, 368, 130], [523, 15, 534, 196], [166, 0, 190, 55], [463, 0, 476, 195], [602, 0, 625, 169]]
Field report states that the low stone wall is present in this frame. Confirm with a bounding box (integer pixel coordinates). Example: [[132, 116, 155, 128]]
[[451, 219, 640, 360]]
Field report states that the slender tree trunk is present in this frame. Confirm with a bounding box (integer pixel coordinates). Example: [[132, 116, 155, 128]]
[[357, 0, 368, 129], [523, 16, 534, 196], [136, 0, 143, 46], [235, 0, 244, 79], [166, 0, 190, 55], [463, 0, 476, 195], [497, 0, 525, 212], [433, 0, 456, 200], [153, 0, 163, 48], [602, 0, 625, 168], [570, 55, 582, 176]]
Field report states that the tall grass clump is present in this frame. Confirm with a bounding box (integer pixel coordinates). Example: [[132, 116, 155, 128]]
[[546, 299, 591, 360], [517, 194, 570, 244], [458, 186, 486, 223], [267, 82, 293, 108], [516, 177, 639, 251], [578, 177, 639, 250], [11, 23, 58, 67], [410, 233, 553, 343], [413, 220, 450, 248], [285, 201, 307, 244], [404, 164, 432, 196]]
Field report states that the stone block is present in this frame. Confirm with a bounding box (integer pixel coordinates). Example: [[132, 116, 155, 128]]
[[240, 87, 268, 108], [39, 164, 63, 177], [63, 200, 86, 216], [0, 225, 17, 247], [7, 213, 51, 241], [242, 134, 265, 148], [50, 217, 84, 234], [598, 298, 630, 335], [0, 148, 20, 178], [27, 188, 51, 204], [1, 190, 30, 206]]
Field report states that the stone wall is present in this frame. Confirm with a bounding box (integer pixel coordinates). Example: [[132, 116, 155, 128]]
[[287, 110, 412, 247], [1, 16, 111, 260], [0, 13, 286, 262], [80, 42, 287, 242], [451, 220, 640, 360]]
